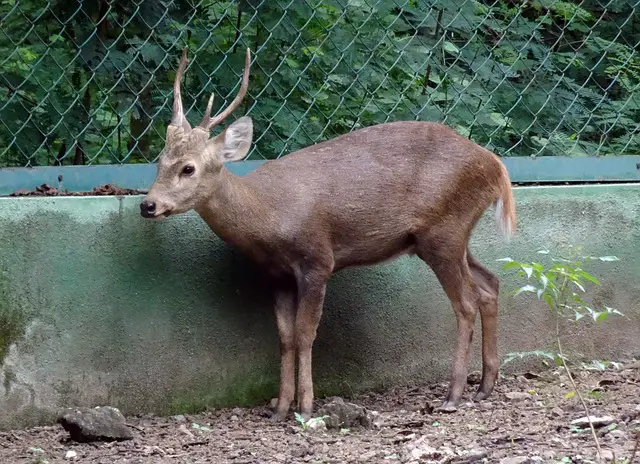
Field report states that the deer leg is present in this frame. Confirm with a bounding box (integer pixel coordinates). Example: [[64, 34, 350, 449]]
[[420, 248, 478, 412], [271, 286, 297, 422], [467, 252, 500, 401], [294, 270, 328, 420]]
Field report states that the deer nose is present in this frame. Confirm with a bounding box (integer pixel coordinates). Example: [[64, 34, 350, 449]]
[[140, 200, 156, 217]]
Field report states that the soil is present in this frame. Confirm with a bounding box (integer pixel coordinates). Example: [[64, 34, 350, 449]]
[[1, 362, 639, 464], [7, 184, 146, 197]]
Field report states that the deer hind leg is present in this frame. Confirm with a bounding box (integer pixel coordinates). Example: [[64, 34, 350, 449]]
[[467, 252, 500, 401], [272, 286, 297, 422], [294, 267, 330, 420], [418, 242, 479, 412]]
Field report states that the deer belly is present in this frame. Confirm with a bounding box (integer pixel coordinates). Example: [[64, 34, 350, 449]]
[[332, 234, 416, 270]]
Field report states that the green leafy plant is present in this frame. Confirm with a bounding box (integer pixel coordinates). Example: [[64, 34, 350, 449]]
[[294, 412, 329, 432], [499, 245, 624, 463]]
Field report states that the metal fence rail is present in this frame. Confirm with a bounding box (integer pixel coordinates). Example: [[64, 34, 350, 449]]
[[1, 0, 638, 168]]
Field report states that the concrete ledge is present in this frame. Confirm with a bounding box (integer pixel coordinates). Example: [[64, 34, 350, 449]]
[[0, 185, 639, 430], [3, 155, 640, 196]]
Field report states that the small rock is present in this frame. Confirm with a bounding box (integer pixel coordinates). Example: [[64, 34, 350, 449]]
[[171, 414, 186, 422], [57, 406, 133, 442], [406, 436, 453, 461], [231, 407, 244, 416], [500, 457, 530, 464], [305, 416, 327, 433], [230, 415, 238, 421], [65, 450, 77, 460], [504, 392, 530, 402], [607, 429, 626, 439], [551, 407, 564, 417], [370, 410, 383, 429], [410, 443, 439, 461], [142, 446, 165, 456], [450, 450, 488, 463], [359, 450, 378, 461], [178, 424, 194, 437], [541, 450, 556, 460], [467, 371, 482, 385], [570, 415, 615, 428], [600, 449, 614, 461], [479, 401, 493, 411], [317, 397, 373, 429]]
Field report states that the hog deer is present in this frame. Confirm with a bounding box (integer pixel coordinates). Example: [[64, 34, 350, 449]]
[[140, 48, 516, 421]]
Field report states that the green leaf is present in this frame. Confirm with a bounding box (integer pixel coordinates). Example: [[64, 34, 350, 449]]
[[443, 41, 460, 54], [514, 284, 537, 297], [594, 311, 609, 322], [521, 265, 533, 279], [575, 270, 600, 285]]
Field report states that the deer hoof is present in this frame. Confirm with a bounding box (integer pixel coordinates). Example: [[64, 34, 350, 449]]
[[269, 411, 288, 423], [436, 402, 458, 413], [473, 390, 490, 402]]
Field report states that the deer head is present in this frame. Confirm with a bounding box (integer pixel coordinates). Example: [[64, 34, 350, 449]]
[[140, 48, 254, 219]]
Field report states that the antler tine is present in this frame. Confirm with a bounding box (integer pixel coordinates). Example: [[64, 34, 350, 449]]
[[171, 48, 191, 131], [198, 47, 252, 131]]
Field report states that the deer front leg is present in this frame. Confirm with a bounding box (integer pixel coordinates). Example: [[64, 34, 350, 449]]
[[294, 271, 328, 420], [272, 287, 297, 422]]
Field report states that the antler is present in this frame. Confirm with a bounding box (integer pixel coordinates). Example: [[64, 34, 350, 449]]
[[198, 47, 252, 131], [171, 48, 191, 131]]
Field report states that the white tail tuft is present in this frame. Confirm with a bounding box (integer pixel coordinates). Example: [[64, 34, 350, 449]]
[[495, 197, 514, 239]]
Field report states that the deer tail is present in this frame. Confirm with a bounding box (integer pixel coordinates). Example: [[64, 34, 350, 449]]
[[494, 160, 516, 239]]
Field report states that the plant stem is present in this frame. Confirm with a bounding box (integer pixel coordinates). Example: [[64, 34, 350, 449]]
[[556, 336, 603, 462], [554, 281, 603, 463]]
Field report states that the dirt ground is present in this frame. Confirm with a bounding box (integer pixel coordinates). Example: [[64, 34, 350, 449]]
[[7, 183, 146, 197], [1, 361, 638, 464]]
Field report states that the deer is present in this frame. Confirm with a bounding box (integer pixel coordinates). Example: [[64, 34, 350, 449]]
[[140, 47, 517, 422]]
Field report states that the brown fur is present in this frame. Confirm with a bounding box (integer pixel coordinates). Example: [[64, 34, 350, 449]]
[[141, 48, 517, 420]]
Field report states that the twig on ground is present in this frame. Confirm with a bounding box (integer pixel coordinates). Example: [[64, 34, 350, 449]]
[[126, 423, 145, 433]]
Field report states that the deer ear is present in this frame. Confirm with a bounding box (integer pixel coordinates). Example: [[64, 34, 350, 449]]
[[207, 116, 253, 163]]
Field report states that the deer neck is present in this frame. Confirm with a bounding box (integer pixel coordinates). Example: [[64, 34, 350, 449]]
[[194, 166, 262, 246]]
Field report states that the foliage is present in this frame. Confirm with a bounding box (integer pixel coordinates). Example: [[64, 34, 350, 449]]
[[498, 245, 625, 367], [294, 412, 329, 432], [499, 246, 625, 462], [498, 246, 624, 367], [1, 0, 638, 167]]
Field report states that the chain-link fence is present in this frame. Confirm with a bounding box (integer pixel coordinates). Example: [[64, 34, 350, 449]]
[[1, 0, 638, 168]]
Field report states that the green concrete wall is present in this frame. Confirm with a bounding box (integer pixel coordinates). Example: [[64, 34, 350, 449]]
[[0, 185, 639, 430]]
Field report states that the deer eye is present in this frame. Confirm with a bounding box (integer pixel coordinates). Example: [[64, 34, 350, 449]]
[[181, 165, 195, 176]]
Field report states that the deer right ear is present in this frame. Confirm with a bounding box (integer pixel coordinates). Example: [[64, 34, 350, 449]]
[[207, 116, 253, 163]]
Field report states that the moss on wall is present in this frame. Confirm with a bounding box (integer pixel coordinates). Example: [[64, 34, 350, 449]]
[[0, 269, 28, 367]]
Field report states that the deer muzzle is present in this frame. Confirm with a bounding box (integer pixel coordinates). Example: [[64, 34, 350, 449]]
[[139, 198, 172, 219]]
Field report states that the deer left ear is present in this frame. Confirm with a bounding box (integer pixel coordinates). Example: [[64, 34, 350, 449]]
[[206, 116, 253, 163]]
